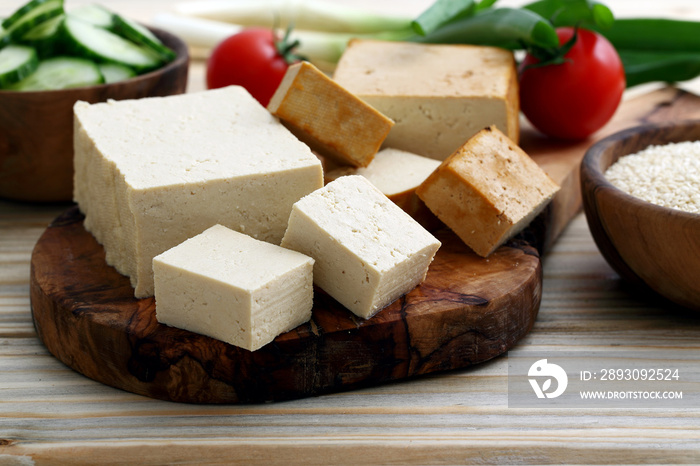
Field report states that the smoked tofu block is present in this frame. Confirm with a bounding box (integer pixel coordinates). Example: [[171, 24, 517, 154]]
[[325, 148, 441, 229], [73, 86, 323, 298], [416, 126, 560, 257], [333, 39, 519, 160], [281, 175, 441, 319], [268, 61, 394, 168], [153, 225, 314, 352]]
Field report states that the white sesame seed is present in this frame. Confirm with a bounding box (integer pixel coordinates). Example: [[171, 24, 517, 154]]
[[604, 140, 700, 214]]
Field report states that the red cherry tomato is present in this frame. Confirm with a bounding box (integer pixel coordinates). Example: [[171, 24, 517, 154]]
[[519, 27, 626, 140], [206, 28, 293, 107]]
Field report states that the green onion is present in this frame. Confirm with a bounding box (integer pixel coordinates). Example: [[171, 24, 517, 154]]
[[618, 50, 700, 88], [161, 0, 700, 89], [151, 13, 405, 65], [411, 0, 475, 36], [475, 0, 498, 12], [173, 0, 413, 34], [523, 0, 614, 29], [596, 18, 700, 87], [414, 7, 559, 50], [598, 18, 700, 52]]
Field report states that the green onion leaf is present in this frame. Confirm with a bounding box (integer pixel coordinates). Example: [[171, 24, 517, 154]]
[[414, 7, 559, 50], [475, 0, 499, 12], [411, 0, 475, 36], [598, 18, 700, 52], [619, 49, 700, 87], [523, 0, 614, 29], [590, 2, 614, 29]]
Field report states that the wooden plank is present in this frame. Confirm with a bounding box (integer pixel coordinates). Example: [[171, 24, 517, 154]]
[[2, 213, 700, 464]]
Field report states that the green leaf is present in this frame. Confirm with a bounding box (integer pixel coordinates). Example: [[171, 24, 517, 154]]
[[523, 0, 614, 29], [414, 7, 559, 49], [411, 0, 475, 36], [619, 49, 700, 87], [598, 18, 700, 52], [531, 17, 560, 48], [590, 2, 614, 29], [475, 0, 499, 12]]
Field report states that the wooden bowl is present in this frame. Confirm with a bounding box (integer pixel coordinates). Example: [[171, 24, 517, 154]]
[[581, 119, 700, 311], [0, 27, 189, 203]]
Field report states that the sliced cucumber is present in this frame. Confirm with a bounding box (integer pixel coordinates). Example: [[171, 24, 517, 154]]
[[62, 15, 162, 73], [69, 3, 114, 28], [2, 0, 64, 43], [22, 12, 63, 40], [0, 44, 39, 87], [98, 62, 134, 83], [20, 13, 64, 57], [0, 0, 172, 91], [111, 14, 175, 62], [9, 56, 103, 90]]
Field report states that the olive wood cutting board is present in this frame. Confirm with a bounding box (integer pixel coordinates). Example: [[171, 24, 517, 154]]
[[30, 87, 700, 404]]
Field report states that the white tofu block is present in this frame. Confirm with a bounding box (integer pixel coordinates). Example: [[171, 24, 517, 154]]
[[325, 148, 441, 198], [281, 175, 441, 319], [325, 148, 441, 229], [73, 86, 323, 297], [153, 225, 314, 352], [333, 39, 519, 160]]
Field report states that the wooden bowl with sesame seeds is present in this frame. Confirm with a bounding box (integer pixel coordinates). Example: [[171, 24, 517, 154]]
[[581, 119, 700, 311]]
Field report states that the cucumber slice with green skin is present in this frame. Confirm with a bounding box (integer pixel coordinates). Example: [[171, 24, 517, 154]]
[[1, 0, 64, 44], [69, 3, 114, 28], [20, 14, 64, 57], [22, 12, 63, 40], [62, 15, 162, 73], [111, 14, 176, 62], [98, 62, 135, 83], [9, 56, 103, 90], [0, 44, 39, 87]]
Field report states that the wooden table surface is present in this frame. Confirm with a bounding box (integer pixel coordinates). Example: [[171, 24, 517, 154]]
[[2, 1, 700, 464]]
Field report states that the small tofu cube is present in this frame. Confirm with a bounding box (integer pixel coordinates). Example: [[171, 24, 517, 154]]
[[153, 225, 314, 352], [333, 39, 519, 160], [281, 175, 441, 319], [325, 148, 441, 229], [268, 61, 394, 168], [416, 126, 560, 257]]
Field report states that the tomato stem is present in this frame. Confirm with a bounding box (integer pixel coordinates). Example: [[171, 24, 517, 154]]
[[275, 24, 307, 65], [521, 25, 579, 69]]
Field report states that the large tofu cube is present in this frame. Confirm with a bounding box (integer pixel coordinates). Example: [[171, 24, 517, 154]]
[[153, 225, 314, 352], [73, 86, 323, 298], [281, 175, 441, 319], [268, 61, 394, 168], [416, 126, 560, 257], [333, 39, 519, 160], [325, 148, 441, 229]]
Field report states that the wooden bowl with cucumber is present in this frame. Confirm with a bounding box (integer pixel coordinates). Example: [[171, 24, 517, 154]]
[[0, 2, 189, 202]]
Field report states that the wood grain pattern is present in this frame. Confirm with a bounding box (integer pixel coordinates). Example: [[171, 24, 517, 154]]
[[0, 28, 189, 203], [5, 208, 700, 466], [523, 87, 700, 253], [30, 207, 541, 403], [581, 118, 700, 311]]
